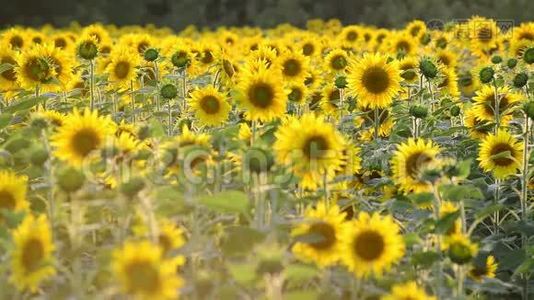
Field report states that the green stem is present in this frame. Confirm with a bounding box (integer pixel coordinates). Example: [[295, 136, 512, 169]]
[[373, 107, 380, 140], [130, 81, 136, 124], [89, 59, 95, 111]]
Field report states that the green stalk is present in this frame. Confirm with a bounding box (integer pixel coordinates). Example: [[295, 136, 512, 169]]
[[89, 59, 95, 111]]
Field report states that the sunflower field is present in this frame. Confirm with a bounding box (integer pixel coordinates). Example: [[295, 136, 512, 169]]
[[0, 17, 533, 299]]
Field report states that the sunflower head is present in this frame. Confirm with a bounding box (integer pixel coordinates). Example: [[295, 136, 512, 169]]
[[347, 53, 401, 109], [342, 212, 405, 278], [51, 108, 115, 166], [391, 138, 441, 194], [10, 214, 55, 292], [236, 64, 287, 122], [112, 240, 184, 299], [291, 202, 347, 267], [478, 130, 523, 179], [188, 85, 231, 126]]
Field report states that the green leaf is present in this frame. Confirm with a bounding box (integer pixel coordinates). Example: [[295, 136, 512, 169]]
[[455, 159, 472, 179], [435, 211, 460, 234], [404, 232, 422, 247], [4, 96, 46, 113], [440, 184, 483, 202], [407, 192, 434, 206], [285, 264, 318, 284], [475, 203, 504, 220], [221, 226, 265, 256], [0, 114, 12, 130], [411, 251, 440, 269], [199, 190, 249, 215], [227, 262, 257, 284], [514, 258, 534, 276]]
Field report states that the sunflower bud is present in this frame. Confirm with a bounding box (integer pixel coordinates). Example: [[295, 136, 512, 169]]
[[30, 117, 48, 129], [409, 105, 428, 119], [120, 177, 145, 198], [171, 50, 190, 68], [137, 125, 150, 140], [450, 105, 461, 117], [160, 84, 178, 99], [524, 47, 534, 64], [419, 59, 438, 79], [57, 167, 85, 193], [243, 147, 274, 174], [448, 242, 475, 265], [478, 67, 494, 84], [30, 148, 49, 166], [513, 72, 529, 88], [335, 76, 347, 89], [143, 48, 159, 62], [524, 101, 534, 120], [420, 33, 431, 45], [507, 58, 518, 69], [77, 40, 99, 60], [491, 55, 502, 64]]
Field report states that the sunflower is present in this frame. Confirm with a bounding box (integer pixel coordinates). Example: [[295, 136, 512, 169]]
[[32, 109, 66, 128], [440, 201, 462, 235], [247, 45, 278, 69], [276, 50, 309, 84], [436, 67, 460, 99], [1, 27, 28, 50], [435, 49, 458, 70], [389, 33, 418, 56], [81, 23, 112, 45], [472, 86, 522, 123], [51, 108, 115, 166], [338, 25, 362, 48], [236, 64, 287, 122], [382, 281, 436, 300], [341, 212, 405, 278], [121, 33, 155, 56], [15, 44, 57, 92], [273, 114, 345, 190], [443, 233, 478, 265], [0, 45, 19, 93], [112, 240, 184, 300], [513, 23, 534, 44], [157, 219, 186, 256], [176, 125, 211, 148], [0, 170, 29, 217], [10, 214, 56, 292], [298, 34, 321, 57], [469, 255, 498, 281], [347, 53, 401, 109], [405, 20, 427, 39], [41, 43, 75, 90], [478, 130, 523, 179], [398, 56, 419, 84], [468, 17, 500, 58], [458, 70, 480, 97], [291, 202, 348, 267], [390, 138, 441, 194], [105, 44, 141, 90], [51, 32, 73, 51], [464, 107, 493, 140], [195, 43, 220, 70], [133, 217, 186, 257], [287, 82, 310, 106], [320, 86, 342, 116], [188, 85, 231, 126], [324, 48, 350, 75]]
